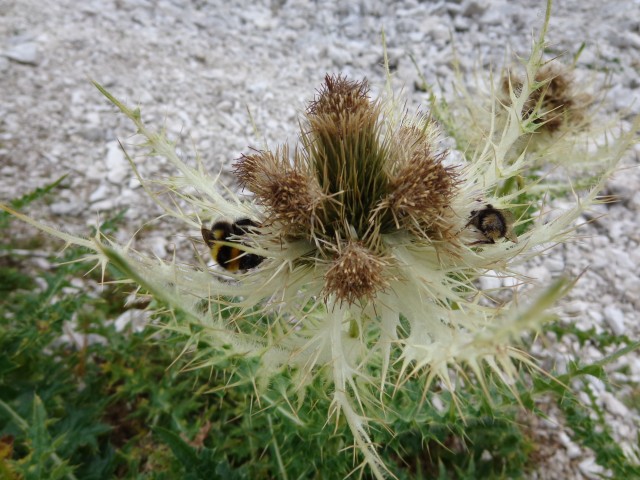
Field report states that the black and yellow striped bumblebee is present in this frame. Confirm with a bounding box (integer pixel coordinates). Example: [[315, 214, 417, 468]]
[[201, 218, 264, 272], [468, 205, 518, 245]]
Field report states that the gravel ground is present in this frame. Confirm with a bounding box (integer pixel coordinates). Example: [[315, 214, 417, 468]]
[[1, 0, 639, 478]]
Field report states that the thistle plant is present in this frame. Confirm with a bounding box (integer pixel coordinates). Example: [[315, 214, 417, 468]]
[[502, 61, 591, 135], [2, 2, 638, 478], [432, 30, 623, 191]]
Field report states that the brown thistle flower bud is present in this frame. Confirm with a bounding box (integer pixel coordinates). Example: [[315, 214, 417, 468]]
[[234, 148, 324, 237], [307, 74, 372, 119], [374, 123, 459, 241], [504, 62, 591, 132], [323, 241, 391, 305], [303, 74, 389, 241]]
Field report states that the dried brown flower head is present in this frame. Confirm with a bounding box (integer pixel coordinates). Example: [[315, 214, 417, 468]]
[[234, 148, 325, 237], [504, 62, 591, 133], [323, 241, 391, 305], [375, 124, 459, 241], [307, 74, 372, 118]]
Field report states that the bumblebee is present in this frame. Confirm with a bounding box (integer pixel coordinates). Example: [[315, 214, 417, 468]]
[[201, 218, 264, 272], [468, 205, 518, 244]]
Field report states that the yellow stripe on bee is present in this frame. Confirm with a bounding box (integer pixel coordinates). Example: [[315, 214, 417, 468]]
[[225, 247, 242, 272], [210, 243, 243, 272]]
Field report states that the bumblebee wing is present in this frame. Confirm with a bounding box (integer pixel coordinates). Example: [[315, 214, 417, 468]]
[[501, 210, 518, 243], [201, 227, 216, 247], [234, 218, 259, 232], [467, 210, 480, 228]]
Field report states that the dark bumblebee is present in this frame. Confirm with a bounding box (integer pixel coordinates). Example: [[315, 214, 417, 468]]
[[468, 205, 517, 244], [201, 218, 264, 272]]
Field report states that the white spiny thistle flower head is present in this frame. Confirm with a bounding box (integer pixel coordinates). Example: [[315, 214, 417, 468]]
[[438, 39, 617, 187], [502, 61, 592, 135], [2, 5, 638, 478], [234, 74, 460, 305]]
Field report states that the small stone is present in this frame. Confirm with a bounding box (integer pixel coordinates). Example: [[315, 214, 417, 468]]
[[578, 456, 605, 478], [148, 235, 168, 257], [544, 257, 564, 273], [327, 44, 353, 67], [629, 357, 640, 381], [588, 309, 604, 325], [608, 84, 635, 111], [430, 394, 446, 413], [31, 257, 51, 270], [527, 266, 551, 286], [600, 391, 631, 417], [246, 81, 269, 94], [501, 275, 519, 288], [91, 199, 115, 211], [115, 309, 148, 333], [34, 277, 48, 291], [423, 18, 450, 41], [564, 300, 587, 316], [446, 2, 463, 15], [480, 4, 510, 26], [587, 375, 606, 394], [69, 278, 87, 289], [479, 271, 502, 291], [251, 12, 275, 30], [623, 276, 640, 307], [51, 201, 83, 216], [566, 442, 582, 459], [462, 0, 488, 17], [80, 127, 105, 142], [609, 31, 640, 50], [558, 431, 582, 459], [89, 184, 111, 203], [603, 305, 625, 336], [4, 42, 39, 65], [453, 16, 470, 31], [105, 141, 129, 184]]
